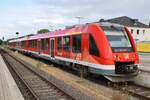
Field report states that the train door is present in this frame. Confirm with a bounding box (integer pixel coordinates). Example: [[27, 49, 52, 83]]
[[38, 39, 40, 54], [50, 38, 55, 57]]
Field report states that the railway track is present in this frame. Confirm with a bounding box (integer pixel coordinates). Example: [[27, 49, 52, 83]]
[[109, 82, 150, 100], [1, 51, 74, 100], [123, 84, 150, 100], [1, 48, 150, 100]]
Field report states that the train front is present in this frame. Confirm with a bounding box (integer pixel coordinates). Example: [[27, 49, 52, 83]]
[[100, 23, 139, 82]]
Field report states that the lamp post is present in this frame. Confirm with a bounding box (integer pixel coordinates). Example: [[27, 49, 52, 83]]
[[75, 16, 84, 25], [16, 32, 19, 47], [16, 32, 19, 38]]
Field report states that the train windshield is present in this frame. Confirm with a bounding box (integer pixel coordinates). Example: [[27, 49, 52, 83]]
[[102, 25, 133, 52]]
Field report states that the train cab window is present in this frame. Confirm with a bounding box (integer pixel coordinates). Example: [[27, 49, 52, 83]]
[[89, 35, 99, 56], [63, 36, 70, 51], [57, 37, 62, 51], [72, 35, 81, 53]]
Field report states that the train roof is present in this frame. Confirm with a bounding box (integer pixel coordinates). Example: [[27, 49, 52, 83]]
[[22, 24, 89, 41], [98, 22, 124, 28], [9, 36, 28, 43], [9, 22, 124, 43]]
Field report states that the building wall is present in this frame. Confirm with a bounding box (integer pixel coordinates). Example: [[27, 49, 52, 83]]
[[127, 27, 150, 42]]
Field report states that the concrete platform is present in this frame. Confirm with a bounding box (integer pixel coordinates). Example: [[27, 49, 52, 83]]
[[0, 55, 24, 100]]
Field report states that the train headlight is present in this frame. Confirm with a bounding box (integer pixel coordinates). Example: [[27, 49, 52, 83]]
[[114, 55, 120, 61]]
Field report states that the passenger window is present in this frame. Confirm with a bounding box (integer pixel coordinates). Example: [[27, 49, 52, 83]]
[[41, 39, 45, 50], [45, 39, 49, 50], [89, 35, 99, 56], [63, 36, 70, 51], [57, 37, 62, 51], [21, 41, 25, 48], [72, 35, 81, 53], [29, 40, 37, 48], [41, 39, 49, 50], [29, 41, 32, 48]]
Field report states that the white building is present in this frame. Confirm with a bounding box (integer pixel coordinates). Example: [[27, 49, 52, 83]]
[[127, 27, 150, 42], [102, 16, 150, 42]]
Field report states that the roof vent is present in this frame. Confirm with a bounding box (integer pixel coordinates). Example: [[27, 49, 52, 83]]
[[133, 19, 138, 26], [65, 25, 76, 29], [99, 19, 105, 22]]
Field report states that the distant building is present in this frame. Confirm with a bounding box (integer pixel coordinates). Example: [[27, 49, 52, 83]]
[[100, 16, 150, 42]]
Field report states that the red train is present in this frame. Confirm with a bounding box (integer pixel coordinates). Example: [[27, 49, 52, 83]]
[[9, 22, 139, 82]]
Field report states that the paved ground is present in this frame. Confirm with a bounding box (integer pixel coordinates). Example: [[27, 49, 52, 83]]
[[134, 53, 150, 88], [0, 55, 24, 100], [139, 53, 150, 71], [139, 53, 150, 66]]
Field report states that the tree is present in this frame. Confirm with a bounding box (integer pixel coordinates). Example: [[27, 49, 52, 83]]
[[37, 29, 50, 34]]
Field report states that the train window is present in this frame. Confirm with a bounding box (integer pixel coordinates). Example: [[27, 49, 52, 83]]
[[29, 40, 37, 48], [41, 39, 49, 50], [29, 41, 32, 48], [57, 37, 62, 51], [21, 41, 25, 47], [131, 29, 133, 34], [63, 36, 70, 51], [137, 30, 139, 35], [45, 39, 49, 50], [34, 40, 37, 48], [41, 39, 45, 50], [89, 35, 99, 56], [72, 35, 81, 53]]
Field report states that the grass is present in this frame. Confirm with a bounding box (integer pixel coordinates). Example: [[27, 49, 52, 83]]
[[137, 43, 150, 52]]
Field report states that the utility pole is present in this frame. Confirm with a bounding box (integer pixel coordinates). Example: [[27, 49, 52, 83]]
[[16, 32, 19, 47], [75, 16, 84, 25]]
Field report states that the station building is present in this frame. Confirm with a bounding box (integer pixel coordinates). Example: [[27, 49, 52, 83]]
[[100, 16, 150, 42]]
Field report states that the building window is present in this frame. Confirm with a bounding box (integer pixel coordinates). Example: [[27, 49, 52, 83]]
[[72, 34, 81, 53], [89, 35, 99, 56], [131, 29, 134, 34], [63, 36, 70, 51], [143, 30, 145, 35], [57, 37, 62, 51], [137, 30, 139, 35]]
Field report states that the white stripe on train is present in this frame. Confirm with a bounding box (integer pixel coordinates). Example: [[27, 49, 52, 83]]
[[16, 48, 115, 70]]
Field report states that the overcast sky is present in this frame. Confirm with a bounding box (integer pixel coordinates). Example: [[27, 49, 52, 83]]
[[0, 0, 150, 40]]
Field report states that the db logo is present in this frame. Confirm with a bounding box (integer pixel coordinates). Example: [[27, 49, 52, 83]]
[[124, 54, 129, 59]]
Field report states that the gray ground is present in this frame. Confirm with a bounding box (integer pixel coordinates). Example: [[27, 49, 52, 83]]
[[133, 53, 150, 88], [139, 53, 150, 66]]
